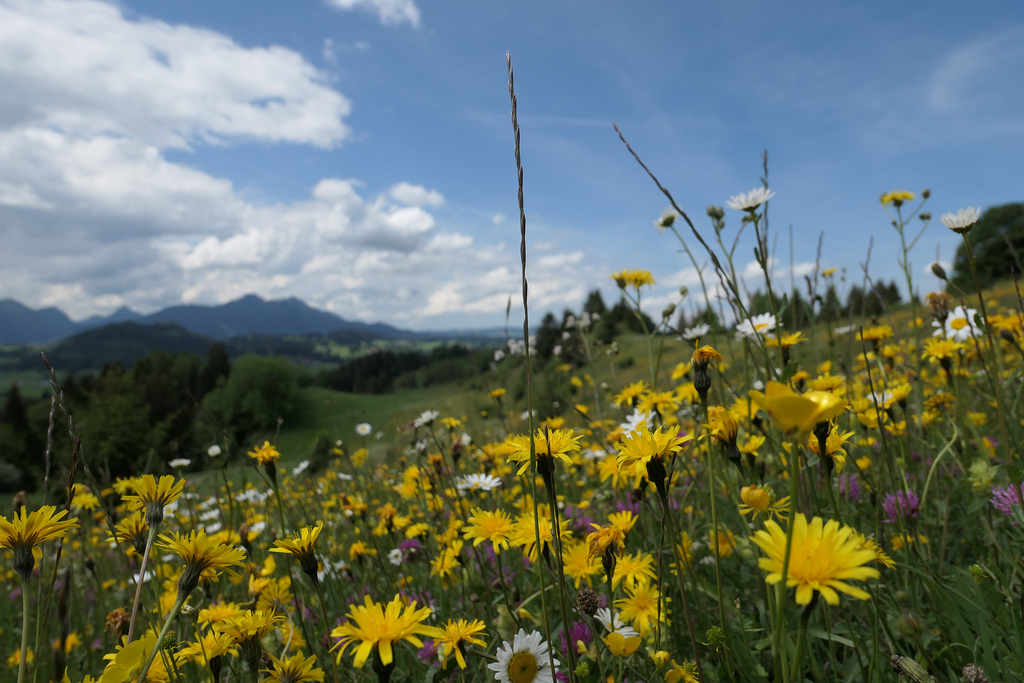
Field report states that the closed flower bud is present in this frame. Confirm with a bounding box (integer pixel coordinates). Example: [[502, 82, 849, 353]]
[[930, 263, 948, 281]]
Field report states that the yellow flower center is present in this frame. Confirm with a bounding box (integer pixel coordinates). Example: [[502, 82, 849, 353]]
[[507, 651, 539, 683], [951, 318, 968, 330]]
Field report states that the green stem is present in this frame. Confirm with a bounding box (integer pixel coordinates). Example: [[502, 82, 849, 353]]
[[128, 524, 161, 642], [135, 594, 186, 683], [788, 600, 815, 682], [18, 571, 30, 683]]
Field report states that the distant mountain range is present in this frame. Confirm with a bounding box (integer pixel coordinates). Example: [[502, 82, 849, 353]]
[[0, 294, 415, 346]]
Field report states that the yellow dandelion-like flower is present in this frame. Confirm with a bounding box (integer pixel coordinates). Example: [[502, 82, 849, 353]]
[[158, 529, 246, 600], [247, 441, 280, 465], [122, 474, 184, 527], [263, 651, 325, 683], [615, 423, 691, 489], [436, 618, 487, 670], [506, 428, 583, 476], [0, 505, 80, 576], [611, 269, 656, 289], [270, 522, 323, 580], [748, 381, 846, 434], [463, 509, 515, 554], [330, 594, 441, 668], [752, 514, 880, 605]]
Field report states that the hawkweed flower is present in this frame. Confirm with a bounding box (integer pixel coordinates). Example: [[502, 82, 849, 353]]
[[752, 514, 880, 605], [248, 441, 281, 486], [506, 428, 583, 481], [487, 628, 559, 683], [586, 524, 626, 581], [436, 618, 487, 670], [691, 343, 723, 404], [270, 521, 323, 585], [880, 190, 915, 207], [615, 423, 691, 495], [706, 405, 741, 469], [738, 484, 789, 521], [108, 511, 149, 558], [610, 269, 655, 290], [882, 490, 920, 524], [158, 529, 246, 601], [263, 651, 326, 683], [749, 381, 846, 434], [0, 505, 79, 578], [122, 475, 185, 528], [219, 609, 286, 675], [463, 508, 515, 554], [331, 594, 441, 675]]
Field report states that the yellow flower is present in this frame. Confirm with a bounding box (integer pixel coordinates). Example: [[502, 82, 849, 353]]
[[691, 344, 723, 365], [431, 540, 464, 579], [121, 475, 184, 527], [611, 269, 656, 289], [586, 524, 626, 561], [0, 505, 79, 576], [463, 508, 515, 554], [101, 632, 177, 683], [615, 423, 692, 489], [436, 619, 487, 669], [880, 190, 916, 206], [562, 539, 601, 588], [247, 441, 280, 465], [615, 579, 667, 637], [108, 511, 149, 557], [490, 388, 507, 399], [752, 514, 880, 605], [612, 551, 656, 590], [270, 522, 323, 579], [262, 651, 325, 683], [157, 529, 246, 599], [510, 512, 571, 563], [748, 381, 846, 433], [602, 632, 641, 657], [665, 659, 700, 683], [506, 428, 583, 475], [331, 594, 441, 668], [613, 380, 647, 408]]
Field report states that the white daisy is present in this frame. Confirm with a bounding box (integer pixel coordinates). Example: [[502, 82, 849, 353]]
[[680, 322, 711, 340], [619, 408, 654, 436], [726, 187, 775, 211], [487, 628, 559, 683], [414, 410, 440, 429], [735, 312, 777, 340], [654, 207, 678, 232], [932, 305, 982, 342], [940, 206, 981, 234], [290, 459, 310, 476], [207, 445, 222, 458], [168, 458, 191, 469], [595, 608, 640, 638], [456, 473, 503, 493], [356, 422, 372, 436], [387, 548, 404, 566]]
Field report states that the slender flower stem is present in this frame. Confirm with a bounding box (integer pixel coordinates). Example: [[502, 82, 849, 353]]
[[135, 594, 186, 683], [18, 572, 30, 683], [788, 599, 815, 682], [128, 524, 161, 642]]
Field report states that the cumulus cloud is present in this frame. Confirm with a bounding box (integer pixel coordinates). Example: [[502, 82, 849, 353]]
[[325, 0, 421, 28], [0, 0, 594, 329], [0, 0, 351, 149]]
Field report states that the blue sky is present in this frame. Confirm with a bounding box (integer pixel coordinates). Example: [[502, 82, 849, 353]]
[[0, 0, 1021, 331]]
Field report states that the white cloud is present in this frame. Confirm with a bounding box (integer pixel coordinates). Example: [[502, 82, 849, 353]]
[[0, 0, 351, 149], [389, 182, 445, 207], [325, 0, 420, 28]]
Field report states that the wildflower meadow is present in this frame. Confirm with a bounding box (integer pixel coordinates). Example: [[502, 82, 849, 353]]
[[4, 58, 1024, 683]]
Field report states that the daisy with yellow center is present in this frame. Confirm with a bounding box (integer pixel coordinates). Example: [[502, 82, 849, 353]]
[[331, 594, 441, 669], [751, 514, 881, 605], [436, 618, 487, 670], [487, 628, 559, 683]]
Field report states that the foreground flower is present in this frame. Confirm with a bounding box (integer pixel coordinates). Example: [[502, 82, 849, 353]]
[[752, 514, 880, 605], [726, 187, 775, 211], [263, 651, 325, 683], [101, 632, 175, 683], [436, 619, 487, 669], [0, 505, 80, 576], [940, 206, 981, 234], [248, 441, 280, 465], [487, 628, 559, 683], [331, 594, 441, 668], [748, 381, 846, 434], [602, 632, 641, 657], [933, 305, 982, 342]]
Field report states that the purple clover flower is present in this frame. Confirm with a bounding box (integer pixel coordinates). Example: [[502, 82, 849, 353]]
[[990, 483, 1024, 518], [882, 490, 920, 524]]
